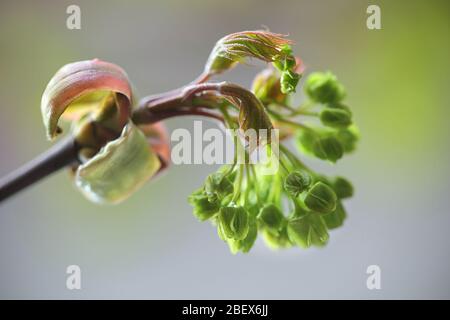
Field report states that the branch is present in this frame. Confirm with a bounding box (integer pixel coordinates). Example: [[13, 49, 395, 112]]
[[0, 137, 79, 203]]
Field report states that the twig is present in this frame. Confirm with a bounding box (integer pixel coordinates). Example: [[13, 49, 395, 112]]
[[0, 137, 79, 203]]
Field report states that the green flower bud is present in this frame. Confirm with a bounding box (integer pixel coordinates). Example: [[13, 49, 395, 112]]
[[308, 215, 329, 247], [188, 189, 221, 221], [304, 71, 346, 104], [303, 182, 337, 214], [263, 227, 292, 249], [228, 218, 258, 254], [327, 101, 352, 116], [218, 206, 250, 241], [332, 177, 354, 199], [204, 172, 234, 202], [320, 108, 352, 129], [336, 125, 359, 153], [257, 204, 285, 234], [322, 202, 346, 229], [287, 216, 311, 248], [312, 136, 344, 163], [287, 215, 329, 248], [284, 171, 312, 197]]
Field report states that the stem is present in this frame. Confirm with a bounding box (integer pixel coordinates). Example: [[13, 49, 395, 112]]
[[0, 137, 79, 203]]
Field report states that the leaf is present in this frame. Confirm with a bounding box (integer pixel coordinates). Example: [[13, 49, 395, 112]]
[[75, 122, 161, 204], [205, 30, 294, 75], [41, 59, 132, 140]]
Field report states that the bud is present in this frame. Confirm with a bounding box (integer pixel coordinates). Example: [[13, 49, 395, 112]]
[[322, 202, 346, 229], [188, 189, 221, 221], [263, 227, 292, 249], [332, 177, 354, 199], [336, 125, 359, 153], [304, 71, 345, 104], [287, 215, 329, 248], [204, 172, 234, 202], [308, 215, 329, 247], [218, 206, 250, 241], [286, 216, 311, 248], [284, 171, 312, 197], [302, 182, 337, 214], [204, 31, 294, 76], [257, 204, 285, 234], [312, 136, 344, 163], [320, 108, 352, 129], [280, 69, 300, 94], [251, 68, 287, 105], [41, 59, 132, 140], [75, 123, 161, 204], [225, 218, 258, 254]]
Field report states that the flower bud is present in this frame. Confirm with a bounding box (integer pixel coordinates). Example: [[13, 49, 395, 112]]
[[312, 136, 344, 163], [287, 215, 329, 248], [336, 125, 359, 153], [304, 71, 345, 104], [225, 218, 258, 254], [218, 206, 250, 241], [286, 216, 311, 248], [205, 172, 234, 202], [188, 189, 221, 221], [332, 177, 354, 199], [322, 202, 346, 229], [284, 171, 312, 197], [320, 108, 352, 129], [263, 227, 292, 249], [257, 204, 285, 234], [302, 182, 337, 214]]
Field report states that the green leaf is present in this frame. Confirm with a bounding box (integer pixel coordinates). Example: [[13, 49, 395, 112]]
[[205, 31, 294, 75], [75, 122, 160, 204]]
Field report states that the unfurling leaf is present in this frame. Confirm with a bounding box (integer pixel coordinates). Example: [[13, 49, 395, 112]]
[[75, 123, 161, 204], [205, 31, 294, 75], [41, 59, 133, 140]]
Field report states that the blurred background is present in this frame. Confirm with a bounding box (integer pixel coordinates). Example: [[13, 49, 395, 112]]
[[0, 0, 449, 299]]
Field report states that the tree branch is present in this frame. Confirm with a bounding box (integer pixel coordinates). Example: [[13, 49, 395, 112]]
[[0, 137, 79, 203]]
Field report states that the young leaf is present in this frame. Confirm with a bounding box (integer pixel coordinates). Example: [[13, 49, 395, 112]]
[[75, 123, 161, 204], [41, 59, 132, 140]]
